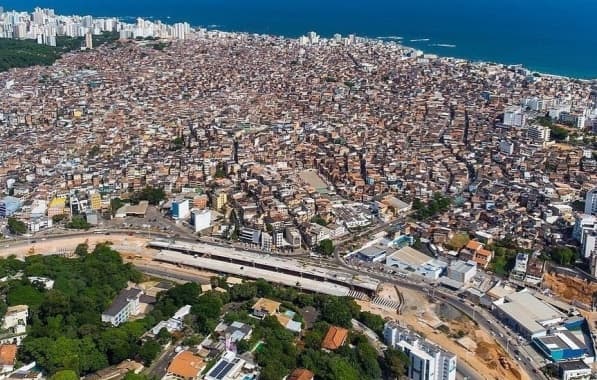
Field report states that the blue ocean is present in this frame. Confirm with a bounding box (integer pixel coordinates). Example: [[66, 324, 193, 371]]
[[2, 0, 596, 78]]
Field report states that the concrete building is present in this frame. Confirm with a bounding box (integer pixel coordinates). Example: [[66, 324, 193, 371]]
[[101, 288, 143, 326], [171, 199, 190, 220], [355, 243, 389, 263], [84, 32, 93, 49], [90, 193, 102, 210], [503, 106, 526, 127], [285, 227, 302, 248], [191, 209, 211, 232], [558, 360, 592, 380], [261, 232, 272, 251], [584, 188, 597, 215], [493, 290, 565, 339], [580, 231, 596, 259], [528, 124, 551, 143], [0, 305, 28, 345], [0, 197, 22, 218], [384, 321, 457, 380], [445, 260, 476, 284], [499, 140, 514, 155], [386, 247, 446, 280], [47, 197, 66, 218]]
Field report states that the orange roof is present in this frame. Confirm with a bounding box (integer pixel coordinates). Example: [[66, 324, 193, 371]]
[[321, 326, 349, 350], [477, 248, 493, 258], [288, 368, 315, 380], [465, 240, 483, 251], [167, 351, 205, 379], [0, 345, 17, 366], [252, 298, 281, 315]]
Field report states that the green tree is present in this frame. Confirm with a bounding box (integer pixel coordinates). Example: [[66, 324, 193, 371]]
[[50, 370, 79, 380], [123, 372, 149, 380], [357, 311, 385, 337], [52, 214, 68, 223], [74, 243, 89, 256], [110, 198, 125, 216], [550, 125, 569, 141], [311, 215, 328, 226], [171, 136, 184, 150], [319, 296, 360, 328], [139, 340, 161, 365], [318, 239, 335, 256], [67, 215, 91, 230], [383, 348, 410, 379], [131, 187, 166, 205], [446, 233, 470, 250], [549, 246, 577, 266], [7, 217, 27, 235]]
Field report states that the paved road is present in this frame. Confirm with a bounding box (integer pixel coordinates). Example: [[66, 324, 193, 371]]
[[132, 263, 211, 285], [145, 343, 177, 379]]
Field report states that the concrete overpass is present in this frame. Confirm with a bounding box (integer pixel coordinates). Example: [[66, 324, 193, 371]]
[[148, 240, 380, 298]]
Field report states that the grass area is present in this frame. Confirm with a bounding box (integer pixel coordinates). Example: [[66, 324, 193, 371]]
[[0, 32, 119, 72]]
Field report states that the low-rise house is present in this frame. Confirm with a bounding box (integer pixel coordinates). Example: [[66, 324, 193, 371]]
[[203, 351, 249, 380], [0, 306, 28, 345], [252, 298, 280, 319], [321, 326, 349, 351], [215, 321, 253, 345], [0, 344, 17, 374], [163, 351, 205, 380], [101, 288, 143, 326], [287, 368, 315, 380], [150, 305, 191, 336]]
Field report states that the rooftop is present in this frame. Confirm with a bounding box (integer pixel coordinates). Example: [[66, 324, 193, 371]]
[[167, 351, 205, 379], [322, 326, 349, 350]]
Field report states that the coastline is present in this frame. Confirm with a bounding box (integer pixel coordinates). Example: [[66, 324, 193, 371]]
[[192, 24, 597, 82], [2, 3, 596, 81]]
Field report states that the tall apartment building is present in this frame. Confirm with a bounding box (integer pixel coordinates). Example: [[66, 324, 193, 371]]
[[585, 188, 597, 215], [384, 322, 457, 380], [527, 125, 551, 143], [503, 106, 526, 127]]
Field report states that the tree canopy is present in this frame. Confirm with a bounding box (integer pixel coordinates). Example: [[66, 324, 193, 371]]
[[130, 186, 166, 205], [7, 217, 27, 235], [318, 239, 335, 256]]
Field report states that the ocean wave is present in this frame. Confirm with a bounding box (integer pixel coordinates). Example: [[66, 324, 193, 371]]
[[410, 38, 430, 42], [208, 24, 222, 28], [430, 43, 456, 48], [376, 36, 403, 40]]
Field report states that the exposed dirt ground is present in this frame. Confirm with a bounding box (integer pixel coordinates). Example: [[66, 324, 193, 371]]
[[357, 292, 528, 380], [543, 272, 597, 305]]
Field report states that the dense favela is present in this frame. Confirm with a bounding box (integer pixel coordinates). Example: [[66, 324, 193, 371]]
[[0, 5, 595, 380]]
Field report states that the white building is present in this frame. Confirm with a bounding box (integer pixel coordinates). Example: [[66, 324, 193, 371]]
[[386, 247, 447, 280], [384, 322, 457, 380], [445, 260, 477, 284], [573, 214, 596, 242], [191, 209, 211, 232], [0, 305, 28, 345], [584, 188, 597, 215], [559, 360, 592, 380], [581, 232, 596, 260], [528, 124, 551, 143], [150, 305, 191, 335], [101, 288, 143, 326], [499, 140, 514, 155], [503, 106, 526, 127], [171, 199, 190, 220], [261, 232, 272, 251]]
